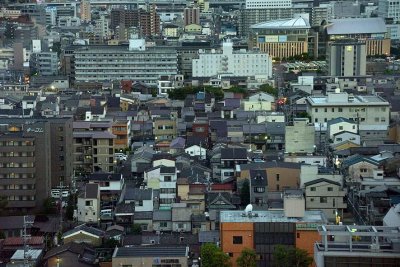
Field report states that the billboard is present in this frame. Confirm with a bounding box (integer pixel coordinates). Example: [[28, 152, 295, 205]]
[[265, 35, 279, 42], [278, 35, 287, 42]]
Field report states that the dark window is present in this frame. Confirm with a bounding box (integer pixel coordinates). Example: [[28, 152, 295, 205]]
[[297, 233, 300, 238], [320, 197, 328, 203], [327, 187, 333, 191], [310, 187, 316, 191], [233, 236, 243, 244], [276, 174, 280, 181]]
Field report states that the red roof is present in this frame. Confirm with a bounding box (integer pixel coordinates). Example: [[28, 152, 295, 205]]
[[3, 236, 44, 246]]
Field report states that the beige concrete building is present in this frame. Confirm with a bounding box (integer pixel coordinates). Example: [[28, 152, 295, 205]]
[[72, 121, 116, 174], [285, 118, 315, 154], [80, 0, 91, 22], [112, 246, 189, 267], [153, 117, 177, 142], [304, 178, 347, 221]]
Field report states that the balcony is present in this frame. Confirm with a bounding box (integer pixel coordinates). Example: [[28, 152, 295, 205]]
[[6, 200, 36, 208], [0, 189, 36, 196], [0, 178, 36, 185], [0, 167, 35, 173], [0, 157, 35, 163]]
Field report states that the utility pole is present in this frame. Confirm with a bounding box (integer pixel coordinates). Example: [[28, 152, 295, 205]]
[[23, 215, 34, 267]]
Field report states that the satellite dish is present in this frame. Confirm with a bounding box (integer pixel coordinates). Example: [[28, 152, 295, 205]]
[[245, 204, 253, 213]]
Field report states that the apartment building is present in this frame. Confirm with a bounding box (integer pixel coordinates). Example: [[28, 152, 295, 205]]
[[30, 51, 59, 76], [153, 117, 178, 142], [72, 41, 177, 87], [192, 41, 272, 78], [306, 92, 390, 145], [379, 0, 400, 23], [72, 121, 116, 174], [0, 122, 51, 214], [80, 0, 91, 22], [184, 6, 200, 26], [327, 40, 367, 77], [110, 7, 160, 37]]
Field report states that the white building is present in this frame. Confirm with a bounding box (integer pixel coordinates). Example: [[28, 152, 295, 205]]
[[94, 15, 109, 38], [245, 0, 291, 9], [306, 92, 390, 145], [327, 40, 366, 77], [185, 145, 207, 160], [379, 0, 400, 23], [144, 166, 178, 209], [386, 24, 400, 40], [192, 41, 272, 78], [77, 183, 100, 223], [327, 117, 358, 139]]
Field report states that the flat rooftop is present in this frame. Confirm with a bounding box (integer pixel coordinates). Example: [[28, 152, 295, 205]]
[[220, 210, 327, 223], [307, 94, 389, 106]]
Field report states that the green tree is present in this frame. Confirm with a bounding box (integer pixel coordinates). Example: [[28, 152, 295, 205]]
[[273, 245, 313, 267], [131, 223, 142, 234], [240, 179, 250, 207], [201, 243, 231, 267], [43, 197, 57, 214], [258, 84, 278, 97], [237, 248, 257, 267], [65, 194, 76, 221]]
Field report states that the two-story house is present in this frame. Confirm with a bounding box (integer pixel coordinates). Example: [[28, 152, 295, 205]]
[[304, 178, 347, 221], [77, 183, 100, 224], [144, 165, 177, 209], [220, 147, 248, 181], [87, 173, 124, 203], [171, 203, 192, 232]]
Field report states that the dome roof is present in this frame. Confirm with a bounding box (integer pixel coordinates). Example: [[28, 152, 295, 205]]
[[251, 16, 310, 29]]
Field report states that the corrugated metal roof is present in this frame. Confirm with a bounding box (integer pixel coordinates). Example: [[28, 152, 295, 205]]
[[326, 18, 386, 35], [251, 16, 310, 29]]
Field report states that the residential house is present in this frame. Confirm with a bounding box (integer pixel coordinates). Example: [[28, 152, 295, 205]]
[[185, 145, 207, 160], [119, 185, 154, 212], [239, 162, 301, 192], [153, 116, 177, 143], [249, 170, 268, 208], [153, 210, 173, 232], [0, 216, 34, 238], [42, 242, 96, 267], [327, 117, 358, 140], [170, 137, 186, 154], [87, 173, 124, 202], [112, 246, 189, 267], [144, 165, 177, 209], [304, 178, 347, 221], [171, 203, 192, 232], [62, 224, 105, 247], [133, 211, 153, 232], [243, 92, 275, 111], [106, 225, 125, 242], [332, 131, 361, 146], [300, 165, 343, 188], [176, 178, 206, 215], [220, 147, 248, 181], [130, 147, 154, 177], [192, 214, 211, 234], [7, 249, 43, 267], [341, 155, 381, 182], [77, 183, 100, 224], [112, 120, 130, 150]]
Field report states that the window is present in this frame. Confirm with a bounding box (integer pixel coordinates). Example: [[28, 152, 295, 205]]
[[228, 253, 233, 257], [276, 174, 280, 181], [297, 233, 300, 238], [320, 197, 327, 203], [338, 108, 343, 112], [164, 176, 172, 182], [331, 108, 334, 112], [85, 200, 92, 206], [339, 126, 343, 130], [160, 222, 168, 227], [310, 198, 314, 202], [178, 223, 184, 228], [327, 187, 333, 191], [233, 236, 243, 244], [310, 187, 316, 191], [315, 108, 318, 113], [324, 108, 327, 112], [276, 185, 280, 191], [360, 168, 367, 173]]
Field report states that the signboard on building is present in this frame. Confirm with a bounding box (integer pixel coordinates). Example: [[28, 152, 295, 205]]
[[265, 35, 279, 42], [296, 223, 319, 230], [279, 35, 288, 42], [258, 36, 265, 43]]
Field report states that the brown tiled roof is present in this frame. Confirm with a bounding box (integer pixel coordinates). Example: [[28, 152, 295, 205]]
[[3, 236, 44, 246]]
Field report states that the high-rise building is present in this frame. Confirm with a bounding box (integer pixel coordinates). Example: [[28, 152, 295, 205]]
[[327, 40, 366, 77], [0, 122, 51, 214], [72, 41, 177, 87], [110, 7, 160, 37], [80, 0, 91, 22], [379, 0, 400, 23], [183, 6, 200, 26]]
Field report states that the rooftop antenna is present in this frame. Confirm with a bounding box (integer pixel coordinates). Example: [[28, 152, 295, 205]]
[[244, 204, 253, 213]]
